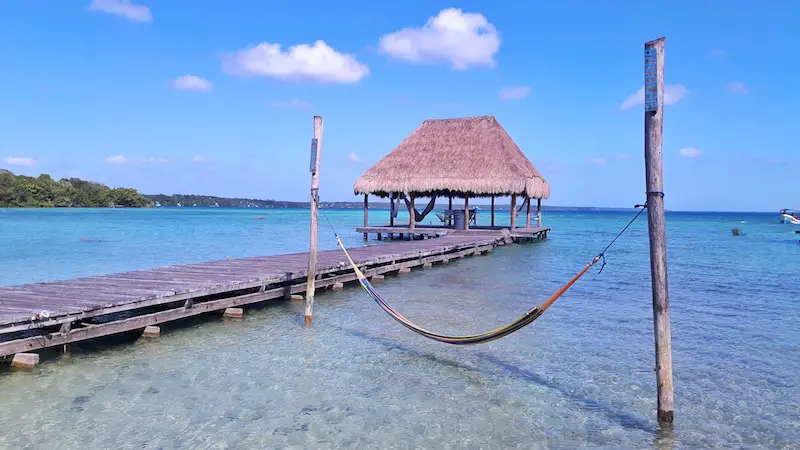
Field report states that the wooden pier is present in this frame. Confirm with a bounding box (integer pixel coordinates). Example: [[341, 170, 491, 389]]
[[0, 236, 501, 359], [356, 225, 550, 242]]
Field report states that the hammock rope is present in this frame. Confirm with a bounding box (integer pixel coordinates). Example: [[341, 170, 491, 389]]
[[316, 198, 647, 345]]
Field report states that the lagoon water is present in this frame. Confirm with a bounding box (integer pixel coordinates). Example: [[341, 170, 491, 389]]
[[0, 207, 798, 448]]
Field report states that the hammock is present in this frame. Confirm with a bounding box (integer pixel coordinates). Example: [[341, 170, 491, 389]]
[[390, 194, 399, 218], [334, 235, 602, 345], [517, 197, 528, 213], [402, 196, 437, 222]]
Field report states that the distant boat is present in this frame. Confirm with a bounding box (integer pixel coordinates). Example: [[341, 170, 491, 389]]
[[780, 209, 800, 224], [177, 202, 182, 207], [155, 201, 161, 207]]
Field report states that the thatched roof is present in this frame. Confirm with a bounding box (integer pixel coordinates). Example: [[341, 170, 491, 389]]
[[354, 116, 550, 199]]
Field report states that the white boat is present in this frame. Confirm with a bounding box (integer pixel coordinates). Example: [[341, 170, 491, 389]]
[[780, 209, 800, 224]]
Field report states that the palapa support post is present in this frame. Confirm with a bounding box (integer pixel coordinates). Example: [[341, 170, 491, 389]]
[[491, 196, 495, 227], [448, 196, 453, 227], [464, 194, 470, 230], [644, 37, 674, 425], [526, 196, 531, 228], [408, 194, 415, 231], [389, 193, 395, 226], [305, 115, 324, 326], [537, 198, 542, 227], [510, 194, 517, 230], [363, 194, 369, 240]]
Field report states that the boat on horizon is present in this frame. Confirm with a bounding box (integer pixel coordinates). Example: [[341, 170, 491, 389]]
[[780, 209, 800, 224]]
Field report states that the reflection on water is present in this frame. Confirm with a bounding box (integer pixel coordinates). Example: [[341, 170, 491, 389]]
[[0, 209, 798, 448]]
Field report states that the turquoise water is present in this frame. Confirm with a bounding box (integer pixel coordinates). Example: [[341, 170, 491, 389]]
[[0, 207, 798, 448]]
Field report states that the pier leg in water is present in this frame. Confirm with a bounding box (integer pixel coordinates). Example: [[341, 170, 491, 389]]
[[141, 326, 160, 338], [11, 353, 39, 368], [644, 37, 674, 425]]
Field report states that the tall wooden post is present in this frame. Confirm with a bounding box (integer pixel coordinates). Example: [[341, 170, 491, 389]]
[[510, 194, 517, 230], [304, 116, 323, 326], [363, 194, 368, 240], [408, 194, 415, 231], [644, 37, 674, 425], [537, 198, 542, 227], [525, 196, 531, 228], [491, 196, 495, 227], [464, 194, 470, 230]]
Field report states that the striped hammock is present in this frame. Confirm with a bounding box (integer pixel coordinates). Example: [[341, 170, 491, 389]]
[[335, 236, 601, 345]]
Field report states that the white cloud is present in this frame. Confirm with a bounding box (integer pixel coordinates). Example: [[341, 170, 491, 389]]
[[87, 0, 152, 23], [3, 156, 36, 166], [269, 98, 310, 109], [588, 157, 606, 165], [616, 153, 631, 160], [379, 8, 500, 70], [106, 155, 129, 165], [347, 152, 362, 163], [145, 156, 168, 164], [679, 147, 702, 158], [173, 75, 213, 91], [192, 155, 211, 164], [222, 40, 369, 83], [620, 84, 689, 109], [725, 82, 749, 94], [498, 86, 530, 100]]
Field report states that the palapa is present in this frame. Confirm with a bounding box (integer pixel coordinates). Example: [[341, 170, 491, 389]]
[[354, 116, 550, 199]]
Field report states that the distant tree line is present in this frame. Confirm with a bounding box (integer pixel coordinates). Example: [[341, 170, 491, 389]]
[[0, 170, 150, 207], [146, 193, 369, 209], [2, 170, 625, 211]]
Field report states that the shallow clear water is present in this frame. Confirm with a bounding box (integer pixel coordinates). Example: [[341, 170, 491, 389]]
[[0, 208, 798, 448]]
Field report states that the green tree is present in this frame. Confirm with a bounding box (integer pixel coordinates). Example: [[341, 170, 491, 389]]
[[0, 170, 150, 208]]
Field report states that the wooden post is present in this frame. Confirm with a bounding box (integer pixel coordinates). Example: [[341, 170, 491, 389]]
[[408, 194, 415, 231], [464, 194, 469, 230], [525, 196, 531, 228], [363, 194, 368, 240], [644, 37, 674, 425], [389, 193, 395, 226], [305, 116, 323, 326], [448, 196, 453, 227], [537, 198, 542, 227], [510, 194, 517, 230], [491, 196, 495, 227]]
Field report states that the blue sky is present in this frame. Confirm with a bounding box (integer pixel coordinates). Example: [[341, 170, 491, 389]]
[[0, 1, 797, 211]]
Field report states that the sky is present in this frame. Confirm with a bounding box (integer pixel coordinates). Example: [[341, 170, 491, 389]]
[[0, 1, 798, 211]]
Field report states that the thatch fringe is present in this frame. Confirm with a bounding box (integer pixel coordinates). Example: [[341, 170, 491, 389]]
[[354, 116, 550, 199]]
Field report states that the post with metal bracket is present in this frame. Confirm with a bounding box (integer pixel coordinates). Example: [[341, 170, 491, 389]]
[[305, 116, 324, 326], [643, 37, 674, 425]]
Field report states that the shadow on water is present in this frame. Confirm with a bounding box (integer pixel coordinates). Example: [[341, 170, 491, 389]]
[[474, 352, 655, 434], [343, 327, 481, 374], [339, 326, 657, 437]]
